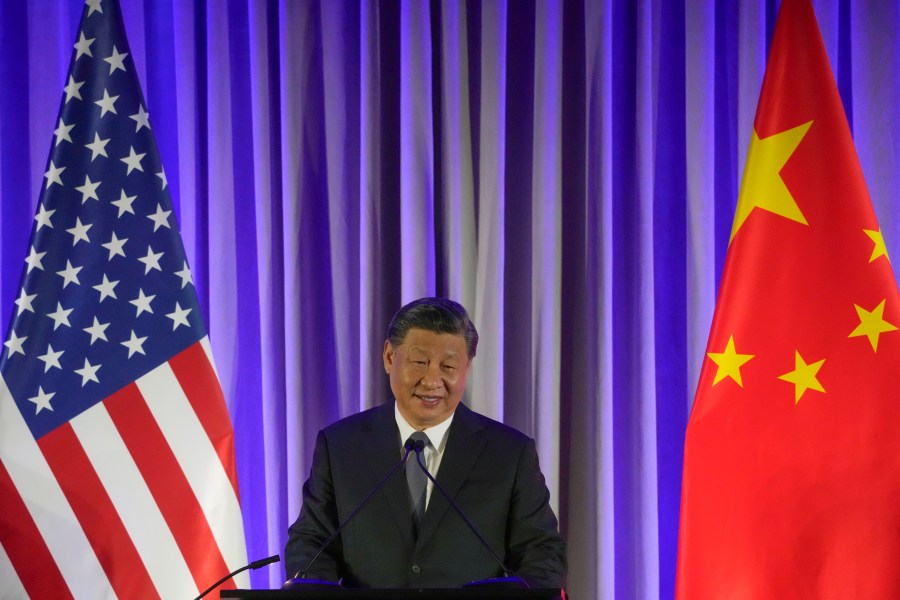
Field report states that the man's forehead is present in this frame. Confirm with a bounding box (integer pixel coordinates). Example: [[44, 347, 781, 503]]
[[405, 342, 462, 355], [397, 329, 467, 351]]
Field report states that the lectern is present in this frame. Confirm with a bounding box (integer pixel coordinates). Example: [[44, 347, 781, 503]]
[[221, 589, 562, 599]]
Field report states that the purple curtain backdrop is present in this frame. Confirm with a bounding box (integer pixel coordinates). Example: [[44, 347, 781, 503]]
[[2, 1, 899, 598]]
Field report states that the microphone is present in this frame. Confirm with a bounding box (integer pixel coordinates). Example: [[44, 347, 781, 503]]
[[194, 554, 280, 600], [282, 437, 418, 589], [412, 443, 529, 589]]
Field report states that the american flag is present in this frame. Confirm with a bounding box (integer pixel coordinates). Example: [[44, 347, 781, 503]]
[[0, 1, 248, 597]]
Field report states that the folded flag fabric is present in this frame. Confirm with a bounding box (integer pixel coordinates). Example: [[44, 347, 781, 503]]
[[0, 1, 248, 597], [677, 1, 900, 598]]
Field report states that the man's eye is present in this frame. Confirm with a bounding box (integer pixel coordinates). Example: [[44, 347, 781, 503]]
[[412, 360, 426, 366]]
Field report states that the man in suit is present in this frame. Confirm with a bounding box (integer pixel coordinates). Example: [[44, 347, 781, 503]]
[[284, 297, 566, 589]]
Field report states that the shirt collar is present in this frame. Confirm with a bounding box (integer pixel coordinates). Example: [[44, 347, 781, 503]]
[[394, 402, 454, 453]]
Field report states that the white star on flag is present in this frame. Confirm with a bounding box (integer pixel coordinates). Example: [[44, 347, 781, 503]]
[[85, 0, 103, 17], [37, 344, 64, 372], [3, 331, 26, 358], [74, 31, 95, 59], [44, 161, 65, 188], [46, 302, 73, 330], [85, 132, 111, 160], [175, 261, 194, 289], [63, 76, 84, 103], [120, 146, 146, 174], [130, 288, 155, 316], [147, 204, 172, 231], [138, 245, 164, 273], [111, 189, 137, 216], [101, 232, 128, 259], [120, 330, 148, 358], [75, 174, 101, 203], [95, 88, 119, 117], [28, 387, 56, 414], [166, 302, 192, 330], [130, 105, 151, 131], [55, 261, 83, 288], [24, 246, 46, 273], [92, 274, 119, 302], [74, 358, 101, 386], [53, 119, 75, 146], [66, 217, 92, 245], [103, 45, 128, 74], [14, 289, 36, 315], [83, 317, 110, 344], [34, 204, 56, 230]]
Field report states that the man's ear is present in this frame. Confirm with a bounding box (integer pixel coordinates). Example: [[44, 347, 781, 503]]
[[383, 340, 394, 373]]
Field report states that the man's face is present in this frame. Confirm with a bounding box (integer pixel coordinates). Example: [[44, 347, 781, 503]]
[[383, 328, 471, 430]]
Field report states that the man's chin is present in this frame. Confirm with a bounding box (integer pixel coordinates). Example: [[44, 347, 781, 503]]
[[411, 405, 452, 427]]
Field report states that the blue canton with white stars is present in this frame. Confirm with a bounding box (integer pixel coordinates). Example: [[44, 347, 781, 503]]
[[0, 0, 206, 440]]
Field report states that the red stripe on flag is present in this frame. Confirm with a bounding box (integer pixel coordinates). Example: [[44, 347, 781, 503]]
[[105, 382, 234, 592], [169, 342, 241, 499], [0, 457, 73, 600], [39, 422, 158, 600]]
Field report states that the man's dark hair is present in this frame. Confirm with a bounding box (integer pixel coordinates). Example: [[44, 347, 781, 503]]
[[386, 297, 479, 358]]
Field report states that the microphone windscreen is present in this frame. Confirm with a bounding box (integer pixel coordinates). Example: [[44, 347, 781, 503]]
[[250, 555, 281, 569]]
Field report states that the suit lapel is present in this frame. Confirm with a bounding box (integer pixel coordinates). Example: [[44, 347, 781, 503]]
[[363, 402, 416, 547], [415, 403, 486, 549]]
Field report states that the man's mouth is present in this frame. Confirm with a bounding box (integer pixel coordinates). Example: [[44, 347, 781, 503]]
[[415, 394, 442, 405]]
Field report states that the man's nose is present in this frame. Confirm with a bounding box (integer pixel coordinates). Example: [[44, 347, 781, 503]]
[[421, 364, 443, 388]]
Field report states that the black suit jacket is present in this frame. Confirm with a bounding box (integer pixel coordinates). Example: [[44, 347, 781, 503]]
[[284, 401, 566, 589]]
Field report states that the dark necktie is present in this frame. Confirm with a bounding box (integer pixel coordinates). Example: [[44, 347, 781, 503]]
[[406, 431, 430, 531]]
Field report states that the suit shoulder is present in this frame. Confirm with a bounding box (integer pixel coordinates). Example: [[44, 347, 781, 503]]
[[461, 404, 533, 447]]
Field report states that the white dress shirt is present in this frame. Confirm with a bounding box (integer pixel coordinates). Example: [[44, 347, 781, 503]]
[[394, 403, 454, 509]]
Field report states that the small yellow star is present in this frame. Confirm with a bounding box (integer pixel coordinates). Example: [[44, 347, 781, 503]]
[[864, 229, 890, 263], [848, 299, 898, 352], [777, 351, 825, 404], [707, 335, 755, 387], [731, 120, 813, 242]]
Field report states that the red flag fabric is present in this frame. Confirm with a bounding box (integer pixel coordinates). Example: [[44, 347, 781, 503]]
[[0, 1, 248, 597], [677, 0, 900, 597]]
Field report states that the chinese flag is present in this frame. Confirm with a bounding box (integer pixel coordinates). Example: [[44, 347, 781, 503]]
[[677, 0, 900, 598]]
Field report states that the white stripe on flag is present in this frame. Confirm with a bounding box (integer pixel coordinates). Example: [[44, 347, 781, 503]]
[[0, 375, 113, 599], [0, 539, 28, 599], [200, 336, 222, 381], [70, 403, 197, 598], [136, 361, 249, 579]]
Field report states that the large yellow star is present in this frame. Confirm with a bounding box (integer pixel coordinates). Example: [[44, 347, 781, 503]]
[[777, 351, 825, 404], [730, 120, 813, 242], [707, 335, 755, 387], [864, 229, 890, 263], [849, 299, 897, 352]]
